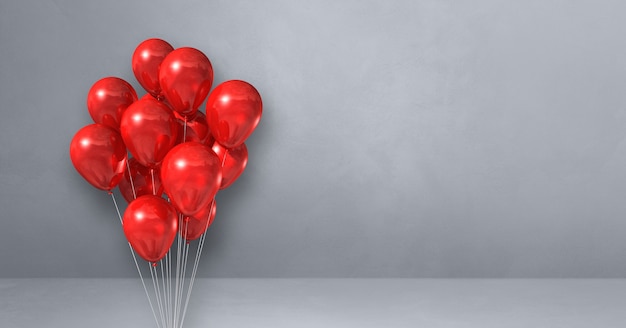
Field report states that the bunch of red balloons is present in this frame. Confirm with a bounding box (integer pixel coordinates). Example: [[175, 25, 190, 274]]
[[69, 38, 262, 264]]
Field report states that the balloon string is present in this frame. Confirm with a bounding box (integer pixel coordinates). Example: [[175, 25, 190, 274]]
[[160, 259, 169, 327], [180, 151, 228, 327], [173, 213, 183, 327], [126, 159, 137, 200], [181, 215, 187, 327], [110, 192, 161, 328], [164, 252, 169, 328], [175, 220, 188, 327], [166, 196, 175, 328], [162, 253, 168, 327], [151, 169, 156, 196], [170, 251, 175, 328], [109, 191, 123, 225], [175, 222, 184, 327], [180, 223, 206, 328], [165, 197, 173, 328], [150, 263, 166, 327], [167, 251, 172, 328], [178, 221, 191, 326], [222, 149, 229, 166], [181, 199, 218, 324], [157, 262, 167, 327]]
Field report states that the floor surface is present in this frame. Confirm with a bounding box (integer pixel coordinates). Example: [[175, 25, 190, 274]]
[[1, 279, 625, 327]]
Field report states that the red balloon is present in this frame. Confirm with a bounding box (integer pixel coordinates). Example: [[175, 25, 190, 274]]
[[123, 195, 178, 263], [160, 142, 222, 215], [132, 38, 174, 98], [181, 200, 216, 241], [206, 80, 262, 148], [118, 158, 164, 203], [159, 47, 213, 117], [87, 77, 138, 131], [174, 111, 212, 144], [120, 98, 179, 168], [212, 141, 248, 189], [69, 124, 127, 191]]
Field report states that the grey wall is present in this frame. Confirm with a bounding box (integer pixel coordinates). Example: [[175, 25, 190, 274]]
[[1, 0, 626, 278]]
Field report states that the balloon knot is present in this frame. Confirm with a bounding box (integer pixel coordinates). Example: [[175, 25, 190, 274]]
[[152, 262, 157, 267]]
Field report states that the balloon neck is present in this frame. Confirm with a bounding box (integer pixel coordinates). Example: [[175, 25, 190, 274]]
[[107, 191, 113, 195], [152, 262, 157, 267], [186, 241, 191, 245]]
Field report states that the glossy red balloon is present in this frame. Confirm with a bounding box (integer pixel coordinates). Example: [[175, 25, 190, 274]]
[[132, 39, 174, 98], [118, 157, 164, 203], [70, 124, 127, 191], [87, 77, 138, 131], [120, 98, 179, 168], [175, 110, 212, 144], [123, 195, 178, 263], [159, 47, 213, 117], [181, 200, 216, 241], [212, 141, 248, 189], [206, 80, 262, 148], [160, 142, 222, 215]]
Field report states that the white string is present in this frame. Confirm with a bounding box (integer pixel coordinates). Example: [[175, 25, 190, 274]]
[[180, 201, 219, 325], [157, 263, 168, 327], [159, 259, 167, 327], [179, 236, 202, 328], [165, 196, 174, 328], [174, 224, 182, 327], [171, 115, 190, 328], [179, 150, 227, 328], [177, 220, 191, 327], [179, 212, 210, 328], [110, 192, 160, 328], [163, 253, 168, 328], [166, 251, 172, 328], [169, 255, 173, 328], [126, 159, 137, 199], [150, 263, 166, 327], [173, 214, 183, 327], [151, 169, 157, 196]]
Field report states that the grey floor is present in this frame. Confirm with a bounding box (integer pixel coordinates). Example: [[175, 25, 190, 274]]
[[1, 279, 625, 327]]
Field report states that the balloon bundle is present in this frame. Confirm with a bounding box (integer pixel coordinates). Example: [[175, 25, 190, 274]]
[[69, 38, 262, 328]]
